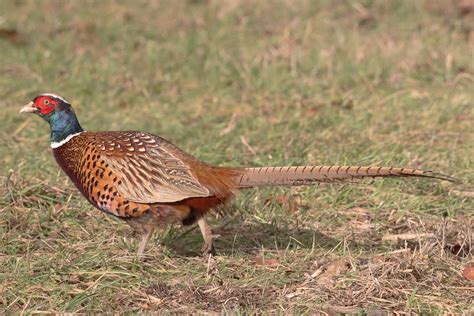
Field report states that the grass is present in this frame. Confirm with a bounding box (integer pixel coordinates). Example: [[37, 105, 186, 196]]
[[1, 0, 473, 313]]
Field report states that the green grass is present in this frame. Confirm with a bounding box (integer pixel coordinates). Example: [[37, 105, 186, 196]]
[[1, 0, 473, 313]]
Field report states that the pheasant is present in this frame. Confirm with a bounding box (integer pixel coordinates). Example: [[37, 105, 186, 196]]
[[20, 93, 458, 256]]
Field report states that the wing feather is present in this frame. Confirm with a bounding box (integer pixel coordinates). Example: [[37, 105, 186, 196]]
[[92, 131, 210, 203]]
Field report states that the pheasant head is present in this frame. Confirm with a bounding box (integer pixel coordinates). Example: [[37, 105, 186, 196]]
[[20, 93, 84, 146]]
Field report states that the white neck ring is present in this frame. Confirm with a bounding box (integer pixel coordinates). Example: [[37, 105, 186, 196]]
[[50, 131, 84, 149]]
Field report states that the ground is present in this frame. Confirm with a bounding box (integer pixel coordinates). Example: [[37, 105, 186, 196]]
[[0, 0, 473, 313]]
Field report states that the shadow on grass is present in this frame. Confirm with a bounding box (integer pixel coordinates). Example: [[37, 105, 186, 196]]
[[162, 220, 341, 257]]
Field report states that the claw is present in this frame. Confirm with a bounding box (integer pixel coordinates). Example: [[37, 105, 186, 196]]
[[202, 242, 217, 256]]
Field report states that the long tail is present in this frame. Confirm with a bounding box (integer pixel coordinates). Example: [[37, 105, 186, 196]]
[[235, 165, 459, 188]]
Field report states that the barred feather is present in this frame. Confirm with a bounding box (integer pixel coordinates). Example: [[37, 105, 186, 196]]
[[235, 165, 458, 188]]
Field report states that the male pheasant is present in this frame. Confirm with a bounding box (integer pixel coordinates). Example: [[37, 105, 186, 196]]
[[20, 93, 458, 256]]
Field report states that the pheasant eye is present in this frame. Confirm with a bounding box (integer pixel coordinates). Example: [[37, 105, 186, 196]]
[[35, 96, 57, 115]]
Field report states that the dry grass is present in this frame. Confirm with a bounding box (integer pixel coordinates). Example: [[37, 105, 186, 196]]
[[1, 0, 473, 313]]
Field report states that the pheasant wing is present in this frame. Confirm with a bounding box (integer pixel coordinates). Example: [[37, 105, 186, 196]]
[[94, 131, 210, 203]]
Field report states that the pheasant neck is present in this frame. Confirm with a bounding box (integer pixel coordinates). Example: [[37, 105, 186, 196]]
[[49, 110, 84, 147]]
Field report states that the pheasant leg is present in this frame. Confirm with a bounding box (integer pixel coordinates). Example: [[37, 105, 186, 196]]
[[137, 226, 156, 257], [197, 216, 216, 256]]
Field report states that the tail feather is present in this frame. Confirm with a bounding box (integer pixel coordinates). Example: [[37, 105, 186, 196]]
[[235, 165, 459, 188]]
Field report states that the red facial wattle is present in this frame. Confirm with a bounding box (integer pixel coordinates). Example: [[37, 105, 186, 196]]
[[35, 96, 58, 115]]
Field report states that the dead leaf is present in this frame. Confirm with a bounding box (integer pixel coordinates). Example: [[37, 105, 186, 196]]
[[456, 114, 468, 121], [345, 207, 374, 233], [0, 28, 23, 44], [324, 260, 351, 276], [274, 195, 288, 205], [462, 264, 474, 280], [69, 273, 81, 284], [140, 303, 151, 310], [264, 195, 287, 206], [47, 228, 62, 240], [253, 256, 280, 267], [264, 194, 299, 213], [350, 221, 375, 232], [316, 259, 351, 285], [343, 207, 371, 220]]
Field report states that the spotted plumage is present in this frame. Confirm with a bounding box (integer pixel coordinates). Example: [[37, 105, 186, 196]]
[[20, 93, 459, 257]]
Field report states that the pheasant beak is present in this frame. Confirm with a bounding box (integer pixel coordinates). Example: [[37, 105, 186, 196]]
[[19, 101, 38, 114]]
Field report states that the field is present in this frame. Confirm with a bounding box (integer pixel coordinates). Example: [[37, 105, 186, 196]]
[[1, 0, 473, 313]]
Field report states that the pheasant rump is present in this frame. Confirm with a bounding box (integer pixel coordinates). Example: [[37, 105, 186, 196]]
[[20, 93, 458, 256]]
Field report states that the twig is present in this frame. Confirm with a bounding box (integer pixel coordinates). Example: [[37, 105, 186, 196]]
[[382, 233, 435, 242]]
